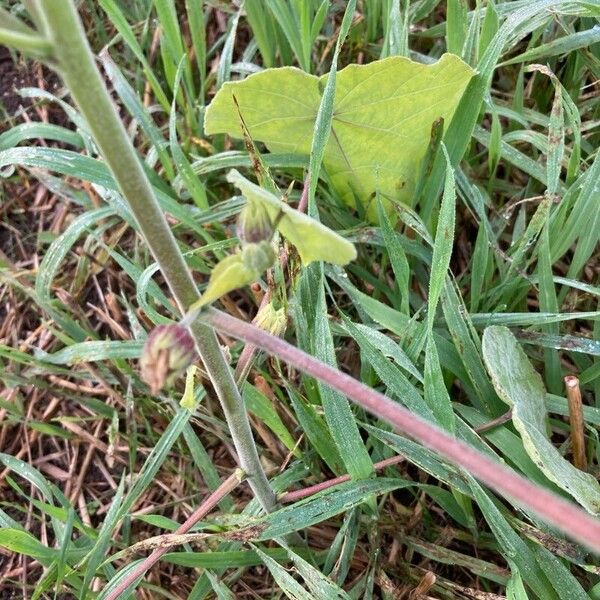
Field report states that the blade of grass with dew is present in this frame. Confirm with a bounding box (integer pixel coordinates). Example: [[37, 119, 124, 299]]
[[468, 480, 558, 599], [425, 335, 456, 432], [284, 543, 353, 600], [462, 0, 482, 65], [154, 0, 195, 100], [0, 454, 65, 541], [467, 311, 600, 327], [98, 0, 170, 110], [285, 380, 345, 475], [364, 425, 473, 496], [205, 570, 236, 600], [382, 0, 409, 58], [163, 547, 318, 569], [100, 50, 175, 182], [337, 321, 422, 382], [182, 424, 234, 512], [482, 326, 600, 514], [169, 58, 209, 211], [297, 272, 373, 480], [515, 331, 600, 357], [79, 476, 126, 600], [252, 545, 317, 600], [537, 223, 562, 394], [442, 280, 502, 415], [377, 197, 410, 316], [426, 144, 456, 334], [502, 25, 600, 65], [469, 222, 491, 313], [96, 560, 145, 600], [340, 314, 434, 422], [243, 383, 299, 456], [473, 126, 550, 187], [446, 0, 468, 55], [533, 544, 590, 600], [550, 148, 600, 263], [191, 152, 308, 177], [115, 409, 193, 521], [184, 0, 206, 104], [246, 478, 411, 541], [245, 0, 277, 68], [216, 3, 242, 90], [323, 507, 359, 583], [0, 529, 56, 561], [404, 536, 510, 584], [55, 507, 76, 594], [267, 0, 310, 73], [35, 340, 143, 365], [0, 122, 84, 150]]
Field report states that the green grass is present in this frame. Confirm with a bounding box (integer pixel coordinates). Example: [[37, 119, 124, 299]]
[[0, 0, 599, 598]]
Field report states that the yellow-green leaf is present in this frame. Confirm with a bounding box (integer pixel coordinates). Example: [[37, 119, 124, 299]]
[[196, 252, 263, 308], [227, 169, 356, 265], [206, 55, 474, 220]]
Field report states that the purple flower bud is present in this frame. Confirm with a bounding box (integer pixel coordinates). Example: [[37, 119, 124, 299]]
[[237, 199, 274, 244], [140, 324, 196, 395]]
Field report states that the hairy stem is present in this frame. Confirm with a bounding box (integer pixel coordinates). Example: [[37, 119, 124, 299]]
[[36, 0, 276, 512], [0, 26, 51, 58], [202, 307, 600, 554], [280, 455, 405, 503]]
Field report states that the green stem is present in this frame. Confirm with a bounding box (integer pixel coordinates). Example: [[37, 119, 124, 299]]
[[36, 0, 276, 513], [0, 7, 37, 34], [0, 26, 52, 58]]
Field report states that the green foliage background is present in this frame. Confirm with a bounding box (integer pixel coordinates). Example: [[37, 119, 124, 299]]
[[0, 0, 599, 598]]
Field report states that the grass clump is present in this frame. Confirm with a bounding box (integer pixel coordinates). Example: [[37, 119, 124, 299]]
[[0, 1, 599, 598]]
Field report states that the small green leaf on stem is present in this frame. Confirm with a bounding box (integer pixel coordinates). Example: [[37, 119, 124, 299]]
[[191, 170, 357, 309], [194, 244, 276, 309], [228, 170, 356, 266]]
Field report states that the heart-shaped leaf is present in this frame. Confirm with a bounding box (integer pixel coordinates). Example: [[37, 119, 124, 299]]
[[205, 55, 474, 220]]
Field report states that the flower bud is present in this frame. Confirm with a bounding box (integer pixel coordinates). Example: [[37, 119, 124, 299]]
[[140, 324, 196, 394], [237, 199, 274, 244], [254, 301, 287, 338], [241, 240, 276, 274]]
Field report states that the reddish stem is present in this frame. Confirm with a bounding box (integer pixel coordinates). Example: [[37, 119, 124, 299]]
[[234, 288, 271, 385], [280, 455, 405, 503], [203, 307, 600, 554], [297, 175, 310, 214], [104, 470, 244, 600]]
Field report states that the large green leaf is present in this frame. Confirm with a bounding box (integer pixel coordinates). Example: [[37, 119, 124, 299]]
[[482, 326, 600, 515], [205, 54, 474, 219]]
